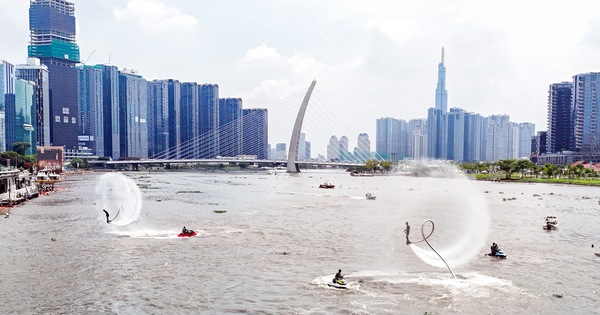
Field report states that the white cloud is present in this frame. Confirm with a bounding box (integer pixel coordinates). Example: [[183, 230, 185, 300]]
[[113, 0, 197, 31]]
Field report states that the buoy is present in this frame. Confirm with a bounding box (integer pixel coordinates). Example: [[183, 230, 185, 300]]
[[51, 237, 56, 241]]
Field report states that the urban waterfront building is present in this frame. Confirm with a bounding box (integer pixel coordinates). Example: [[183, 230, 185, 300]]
[[147, 80, 169, 158], [547, 82, 573, 153], [442, 108, 467, 161], [274, 143, 286, 160], [463, 112, 484, 162], [435, 47, 448, 113], [99, 65, 120, 159], [516, 123, 536, 159], [356, 133, 371, 162], [241, 108, 268, 160], [376, 117, 403, 162], [0, 60, 15, 152], [16, 57, 50, 148], [29, 0, 80, 149], [118, 70, 148, 159], [483, 115, 511, 161], [180, 82, 198, 158], [572, 73, 600, 153], [218, 98, 242, 157], [198, 84, 219, 158], [77, 65, 103, 156], [7, 79, 35, 155], [166, 79, 180, 158], [327, 135, 340, 161], [426, 108, 443, 159]]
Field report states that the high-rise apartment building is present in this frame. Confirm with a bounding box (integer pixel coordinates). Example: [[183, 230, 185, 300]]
[[327, 135, 340, 161], [241, 108, 268, 160], [29, 0, 80, 149], [180, 82, 198, 158], [16, 58, 50, 148], [119, 70, 147, 159], [572, 73, 600, 153], [376, 117, 403, 162], [356, 133, 371, 162], [484, 115, 511, 161], [99, 65, 120, 159], [147, 80, 169, 158], [547, 82, 572, 153], [77, 65, 103, 156], [8, 79, 35, 155], [218, 98, 242, 157], [166, 79, 180, 158], [198, 84, 219, 158]]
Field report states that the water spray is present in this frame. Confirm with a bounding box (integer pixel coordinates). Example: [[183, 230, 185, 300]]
[[408, 219, 456, 279]]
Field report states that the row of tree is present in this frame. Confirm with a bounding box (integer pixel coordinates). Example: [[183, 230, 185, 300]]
[[460, 159, 597, 179]]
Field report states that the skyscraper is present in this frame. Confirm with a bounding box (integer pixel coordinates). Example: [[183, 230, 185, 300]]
[[99, 65, 120, 159], [29, 0, 80, 149], [327, 135, 340, 161], [16, 58, 50, 148], [241, 108, 268, 159], [198, 84, 219, 158], [376, 117, 402, 162], [435, 47, 448, 113], [572, 73, 600, 153], [8, 79, 35, 155], [180, 82, 198, 158], [356, 133, 370, 161], [0, 60, 15, 152], [547, 82, 572, 153], [119, 70, 148, 158], [218, 98, 242, 157], [167, 79, 180, 158], [147, 80, 169, 158], [77, 65, 104, 156]]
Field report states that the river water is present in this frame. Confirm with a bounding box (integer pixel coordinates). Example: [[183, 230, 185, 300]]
[[1, 169, 599, 314]]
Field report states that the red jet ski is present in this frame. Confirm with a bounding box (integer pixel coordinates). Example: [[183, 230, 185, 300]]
[[178, 230, 197, 237]]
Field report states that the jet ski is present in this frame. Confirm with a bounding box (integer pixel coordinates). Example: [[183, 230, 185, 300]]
[[178, 230, 197, 237], [326, 278, 347, 289], [486, 249, 507, 259]]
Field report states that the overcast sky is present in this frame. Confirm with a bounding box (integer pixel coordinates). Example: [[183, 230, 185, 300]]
[[2, 0, 600, 155]]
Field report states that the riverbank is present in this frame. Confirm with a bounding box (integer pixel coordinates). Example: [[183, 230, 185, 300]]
[[473, 173, 600, 186]]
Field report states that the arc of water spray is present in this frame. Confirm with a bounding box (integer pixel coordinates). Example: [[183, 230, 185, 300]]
[[411, 219, 456, 279]]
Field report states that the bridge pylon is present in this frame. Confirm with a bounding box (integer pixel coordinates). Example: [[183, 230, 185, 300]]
[[287, 80, 317, 173]]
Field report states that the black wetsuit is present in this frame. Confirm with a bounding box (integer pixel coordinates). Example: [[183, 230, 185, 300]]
[[103, 209, 110, 224]]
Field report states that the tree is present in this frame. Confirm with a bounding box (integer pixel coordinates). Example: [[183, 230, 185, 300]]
[[12, 142, 31, 156], [496, 159, 517, 179]]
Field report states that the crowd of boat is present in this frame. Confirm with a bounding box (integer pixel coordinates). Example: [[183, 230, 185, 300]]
[[0, 168, 61, 206]]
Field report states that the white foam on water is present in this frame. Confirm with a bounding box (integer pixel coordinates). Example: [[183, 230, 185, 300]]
[[95, 173, 143, 226]]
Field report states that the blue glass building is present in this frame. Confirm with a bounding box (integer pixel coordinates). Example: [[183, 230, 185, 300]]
[[180, 82, 198, 158], [77, 65, 104, 156], [147, 80, 168, 158], [167, 79, 180, 158], [241, 108, 268, 159], [16, 58, 50, 148], [218, 98, 242, 157], [547, 82, 573, 153], [572, 73, 600, 153], [99, 65, 120, 159], [198, 84, 219, 158], [29, 0, 80, 150], [119, 71, 148, 159], [0, 60, 15, 152], [6, 79, 36, 155]]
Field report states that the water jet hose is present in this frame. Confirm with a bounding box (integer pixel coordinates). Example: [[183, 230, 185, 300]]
[[409, 219, 456, 279]]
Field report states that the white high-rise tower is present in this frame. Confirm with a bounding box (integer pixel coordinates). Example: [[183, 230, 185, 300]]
[[435, 47, 448, 113]]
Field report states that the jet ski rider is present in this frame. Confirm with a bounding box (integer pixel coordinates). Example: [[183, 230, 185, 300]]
[[334, 269, 343, 282], [490, 243, 499, 255]]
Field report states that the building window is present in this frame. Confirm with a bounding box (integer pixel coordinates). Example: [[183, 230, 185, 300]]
[[55, 115, 60, 122], [64, 116, 69, 123], [71, 117, 76, 124], [62, 107, 69, 114]]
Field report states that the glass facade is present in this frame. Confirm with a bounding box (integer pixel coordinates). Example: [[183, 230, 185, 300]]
[[100, 65, 120, 159], [547, 82, 573, 153], [218, 98, 242, 157], [147, 80, 168, 158], [572, 73, 600, 153], [77, 65, 103, 156], [0, 61, 15, 152], [198, 84, 219, 158], [180, 82, 198, 158], [16, 58, 50, 148], [241, 108, 268, 159], [11, 79, 35, 155], [119, 71, 148, 159], [167, 80, 180, 159]]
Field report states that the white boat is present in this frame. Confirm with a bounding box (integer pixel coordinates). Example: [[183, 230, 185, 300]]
[[365, 193, 377, 200], [543, 216, 558, 230]]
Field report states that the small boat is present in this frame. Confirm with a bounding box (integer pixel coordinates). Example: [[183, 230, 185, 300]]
[[365, 193, 376, 200], [326, 278, 347, 289], [595, 253, 600, 257], [543, 216, 558, 230], [486, 249, 507, 259], [178, 230, 197, 237], [319, 182, 335, 189]]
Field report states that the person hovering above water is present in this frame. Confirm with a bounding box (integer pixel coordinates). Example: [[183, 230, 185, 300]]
[[404, 222, 411, 245], [103, 209, 110, 224]]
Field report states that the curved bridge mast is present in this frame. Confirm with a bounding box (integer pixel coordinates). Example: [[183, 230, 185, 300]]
[[287, 80, 317, 173]]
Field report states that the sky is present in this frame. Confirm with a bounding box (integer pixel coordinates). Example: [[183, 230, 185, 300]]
[[2, 0, 600, 156]]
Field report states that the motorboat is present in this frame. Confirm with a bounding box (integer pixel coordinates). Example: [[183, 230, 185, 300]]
[[326, 278, 347, 289], [486, 249, 507, 259], [543, 216, 558, 230], [178, 230, 197, 237], [365, 193, 376, 200], [319, 182, 335, 189]]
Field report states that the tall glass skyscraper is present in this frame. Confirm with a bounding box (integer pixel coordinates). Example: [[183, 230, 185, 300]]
[[198, 84, 219, 158], [547, 82, 573, 153], [147, 80, 169, 158], [0, 60, 15, 152], [16, 58, 50, 148], [180, 82, 198, 158], [77, 65, 104, 156], [10, 79, 36, 155], [119, 71, 148, 159], [571, 73, 600, 153], [29, 0, 80, 149], [167, 79, 180, 158], [241, 108, 268, 159], [435, 47, 448, 113], [218, 98, 242, 157], [99, 65, 120, 159]]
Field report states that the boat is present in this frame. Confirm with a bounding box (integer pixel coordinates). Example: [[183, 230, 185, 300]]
[[178, 230, 197, 237], [319, 182, 335, 189], [486, 249, 507, 259], [543, 216, 558, 230], [595, 253, 600, 257], [326, 278, 347, 289], [365, 193, 376, 200]]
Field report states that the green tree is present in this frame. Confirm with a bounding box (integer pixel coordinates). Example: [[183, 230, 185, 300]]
[[12, 142, 31, 156]]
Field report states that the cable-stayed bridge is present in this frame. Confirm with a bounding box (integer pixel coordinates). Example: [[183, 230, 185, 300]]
[[102, 80, 385, 171]]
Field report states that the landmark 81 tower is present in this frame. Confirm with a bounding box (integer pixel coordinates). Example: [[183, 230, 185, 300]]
[[28, 0, 80, 149], [435, 47, 448, 113]]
